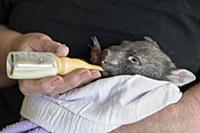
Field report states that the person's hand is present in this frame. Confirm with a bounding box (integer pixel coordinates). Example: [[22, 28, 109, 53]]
[[10, 32, 101, 95]]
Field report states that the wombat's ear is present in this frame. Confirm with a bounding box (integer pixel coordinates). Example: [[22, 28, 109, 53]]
[[144, 36, 160, 48], [121, 40, 131, 44], [166, 69, 196, 86]]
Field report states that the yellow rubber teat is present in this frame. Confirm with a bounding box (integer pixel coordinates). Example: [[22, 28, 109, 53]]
[[57, 57, 103, 75]]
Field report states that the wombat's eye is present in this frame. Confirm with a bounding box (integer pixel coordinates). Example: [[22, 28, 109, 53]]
[[128, 56, 140, 65]]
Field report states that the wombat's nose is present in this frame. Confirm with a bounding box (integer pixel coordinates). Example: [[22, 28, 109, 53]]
[[103, 49, 110, 55], [102, 49, 111, 58], [101, 49, 111, 63], [101, 49, 119, 65]]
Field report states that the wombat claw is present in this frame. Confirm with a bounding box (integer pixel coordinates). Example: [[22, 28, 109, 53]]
[[91, 36, 101, 48]]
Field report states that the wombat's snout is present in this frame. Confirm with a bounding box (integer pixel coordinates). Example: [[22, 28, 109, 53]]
[[101, 49, 111, 64], [100, 49, 119, 76], [101, 49, 119, 66]]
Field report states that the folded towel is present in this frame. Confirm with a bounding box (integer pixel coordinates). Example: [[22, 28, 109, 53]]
[[17, 75, 183, 133]]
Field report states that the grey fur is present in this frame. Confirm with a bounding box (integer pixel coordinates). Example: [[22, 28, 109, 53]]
[[90, 36, 176, 81]]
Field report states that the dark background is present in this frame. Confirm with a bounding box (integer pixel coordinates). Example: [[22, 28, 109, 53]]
[[0, 0, 200, 129]]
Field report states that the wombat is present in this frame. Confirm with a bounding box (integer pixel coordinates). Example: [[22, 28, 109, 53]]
[[90, 36, 195, 86]]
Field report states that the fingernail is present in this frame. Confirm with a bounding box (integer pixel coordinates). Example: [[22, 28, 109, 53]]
[[91, 71, 101, 78], [56, 45, 69, 56], [51, 77, 63, 87]]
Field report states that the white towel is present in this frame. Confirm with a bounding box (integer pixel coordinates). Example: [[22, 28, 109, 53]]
[[20, 75, 182, 133]]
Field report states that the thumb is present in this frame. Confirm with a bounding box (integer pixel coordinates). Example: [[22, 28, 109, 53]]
[[29, 35, 69, 57], [41, 40, 69, 57], [54, 43, 69, 57]]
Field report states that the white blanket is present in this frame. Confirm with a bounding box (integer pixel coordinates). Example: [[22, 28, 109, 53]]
[[20, 75, 182, 133]]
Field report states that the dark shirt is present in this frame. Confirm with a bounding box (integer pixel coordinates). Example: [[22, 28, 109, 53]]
[[0, 0, 200, 128]]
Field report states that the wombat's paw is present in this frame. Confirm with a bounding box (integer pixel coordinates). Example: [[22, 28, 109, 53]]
[[90, 36, 102, 65], [91, 36, 101, 48]]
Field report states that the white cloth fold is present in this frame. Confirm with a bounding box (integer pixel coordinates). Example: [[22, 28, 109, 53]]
[[21, 75, 182, 133]]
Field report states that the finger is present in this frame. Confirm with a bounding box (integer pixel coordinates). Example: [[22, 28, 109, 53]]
[[19, 76, 64, 96], [50, 69, 101, 95], [19, 70, 101, 96], [28, 34, 69, 57], [38, 40, 69, 57], [55, 44, 69, 57], [78, 70, 102, 86]]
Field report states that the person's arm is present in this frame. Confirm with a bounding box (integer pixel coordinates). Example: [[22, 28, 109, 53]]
[[111, 82, 200, 133], [0, 25, 22, 87]]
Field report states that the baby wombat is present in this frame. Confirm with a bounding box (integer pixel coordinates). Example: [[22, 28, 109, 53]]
[[90, 36, 195, 86]]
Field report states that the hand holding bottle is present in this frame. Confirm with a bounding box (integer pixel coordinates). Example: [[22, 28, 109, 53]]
[[9, 33, 102, 95]]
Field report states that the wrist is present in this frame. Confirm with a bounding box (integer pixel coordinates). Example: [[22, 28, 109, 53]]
[[7, 30, 23, 52], [0, 25, 22, 87], [175, 84, 200, 132], [0, 25, 22, 50], [186, 83, 200, 103]]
